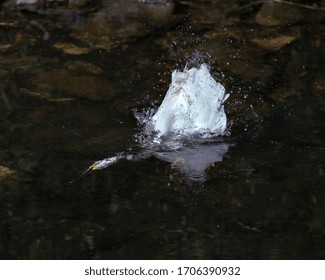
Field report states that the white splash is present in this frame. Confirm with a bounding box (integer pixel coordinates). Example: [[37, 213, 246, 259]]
[[74, 63, 230, 184], [148, 63, 229, 137]]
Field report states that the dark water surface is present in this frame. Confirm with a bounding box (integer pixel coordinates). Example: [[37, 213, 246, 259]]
[[1, 0, 325, 259]]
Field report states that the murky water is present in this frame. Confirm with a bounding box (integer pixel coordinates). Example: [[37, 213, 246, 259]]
[[1, 0, 325, 259]]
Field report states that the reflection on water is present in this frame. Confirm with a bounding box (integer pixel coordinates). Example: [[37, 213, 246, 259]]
[[152, 142, 230, 184], [0, 0, 325, 259]]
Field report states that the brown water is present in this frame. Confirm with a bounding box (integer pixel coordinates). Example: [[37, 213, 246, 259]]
[[0, 0, 325, 259]]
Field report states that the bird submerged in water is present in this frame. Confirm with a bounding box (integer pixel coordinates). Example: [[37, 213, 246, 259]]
[[71, 63, 230, 183], [148, 63, 229, 137]]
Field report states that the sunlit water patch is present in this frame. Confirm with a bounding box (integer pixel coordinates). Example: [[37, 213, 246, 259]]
[[74, 63, 231, 184]]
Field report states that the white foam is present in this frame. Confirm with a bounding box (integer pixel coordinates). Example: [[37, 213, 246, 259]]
[[150, 63, 229, 137]]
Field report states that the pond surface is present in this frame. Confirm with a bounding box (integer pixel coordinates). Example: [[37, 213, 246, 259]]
[[0, 0, 325, 259]]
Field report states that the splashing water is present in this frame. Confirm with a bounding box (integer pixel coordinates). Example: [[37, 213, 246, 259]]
[[73, 63, 231, 184], [145, 63, 229, 138]]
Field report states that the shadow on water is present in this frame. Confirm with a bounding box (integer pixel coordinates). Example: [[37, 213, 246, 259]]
[[0, 0, 325, 259]]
